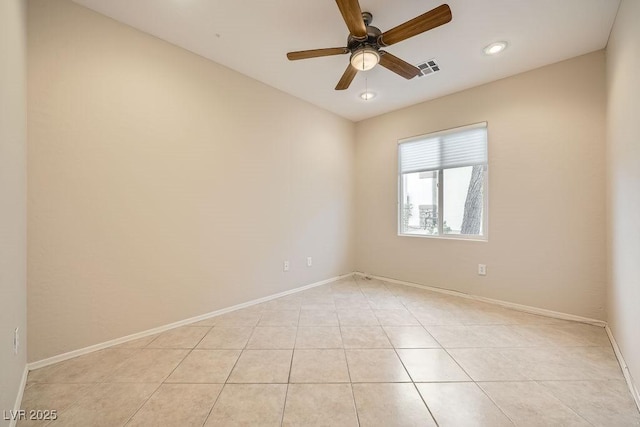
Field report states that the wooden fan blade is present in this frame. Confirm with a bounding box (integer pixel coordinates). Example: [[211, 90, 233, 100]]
[[335, 0, 367, 39], [378, 4, 452, 47], [287, 47, 350, 61], [379, 51, 421, 79], [335, 64, 358, 90]]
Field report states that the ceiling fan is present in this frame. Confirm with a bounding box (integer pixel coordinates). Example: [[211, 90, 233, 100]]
[[286, 0, 452, 90]]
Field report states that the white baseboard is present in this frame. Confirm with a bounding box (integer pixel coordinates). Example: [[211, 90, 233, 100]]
[[354, 272, 607, 327], [9, 365, 29, 427], [606, 325, 640, 412], [28, 272, 353, 370]]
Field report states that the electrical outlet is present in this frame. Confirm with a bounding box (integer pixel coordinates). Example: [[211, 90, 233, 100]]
[[283, 260, 290, 272], [478, 264, 487, 276], [13, 327, 19, 355], [307, 257, 312, 267]]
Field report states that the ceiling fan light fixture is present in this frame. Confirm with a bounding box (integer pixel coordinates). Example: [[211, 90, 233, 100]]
[[350, 47, 380, 71], [483, 41, 508, 55], [360, 91, 376, 100]]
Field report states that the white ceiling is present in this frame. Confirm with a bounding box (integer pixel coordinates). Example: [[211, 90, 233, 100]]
[[72, 0, 619, 122]]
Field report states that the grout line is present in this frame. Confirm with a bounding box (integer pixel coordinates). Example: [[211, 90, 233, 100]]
[[533, 380, 596, 426], [338, 288, 361, 427], [379, 324, 441, 427], [279, 308, 302, 427], [203, 314, 264, 426], [474, 381, 518, 425], [121, 330, 213, 424], [376, 277, 441, 426], [121, 382, 165, 426], [199, 381, 231, 427]]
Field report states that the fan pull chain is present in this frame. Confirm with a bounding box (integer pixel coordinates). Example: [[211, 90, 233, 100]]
[[365, 77, 369, 101]]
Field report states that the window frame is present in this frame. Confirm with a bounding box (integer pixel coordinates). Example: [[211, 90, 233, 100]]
[[397, 123, 489, 242]]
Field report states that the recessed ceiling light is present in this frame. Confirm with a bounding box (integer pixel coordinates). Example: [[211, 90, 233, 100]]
[[360, 91, 376, 101], [483, 41, 508, 56]]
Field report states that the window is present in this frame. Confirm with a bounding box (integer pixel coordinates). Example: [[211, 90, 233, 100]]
[[398, 122, 488, 239]]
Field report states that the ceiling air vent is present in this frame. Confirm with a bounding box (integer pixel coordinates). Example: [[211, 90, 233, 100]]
[[416, 59, 440, 77]]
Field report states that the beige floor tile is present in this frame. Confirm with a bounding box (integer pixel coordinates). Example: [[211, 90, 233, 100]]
[[258, 310, 300, 326], [262, 297, 302, 311], [366, 298, 406, 309], [227, 350, 292, 383], [425, 325, 527, 348], [299, 310, 339, 326], [360, 285, 394, 296], [17, 383, 92, 427], [341, 326, 392, 348], [166, 350, 241, 383], [498, 346, 622, 381], [416, 382, 513, 426], [448, 348, 530, 381], [337, 309, 380, 326], [449, 303, 525, 325], [127, 383, 222, 427], [204, 384, 287, 426], [147, 326, 210, 349], [570, 346, 625, 380], [246, 327, 297, 349], [301, 294, 335, 303], [197, 327, 253, 349], [330, 283, 361, 295], [301, 296, 336, 311], [27, 349, 136, 384], [48, 383, 158, 427], [383, 326, 440, 349], [282, 384, 358, 427], [397, 349, 471, 382], [299, 288, 333, 298], [290, 349, 350, 383], [345, 349, 410, 382], [113, 334, 159, 349], [295, 327, 343, 349], [108, 349, 189, 382], [455, 304, 573, 327], [301, 303, 337, 312], [540, 380, 640, 426], [479, 381, 591, 426], [353, 383, 436, 427], [372, 309, 420, 326], [507, 323, 610, 347], [212, 311, 262, 327], [334, 297, 371, 310], [409, 308, 465, 326]]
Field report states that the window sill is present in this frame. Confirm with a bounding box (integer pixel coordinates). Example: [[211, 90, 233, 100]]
[[397, 233, 488, 242]]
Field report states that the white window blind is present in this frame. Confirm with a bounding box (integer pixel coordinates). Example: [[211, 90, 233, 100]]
[[399, 123, 487, 174]]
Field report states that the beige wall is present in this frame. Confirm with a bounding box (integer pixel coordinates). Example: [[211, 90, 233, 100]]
[[606, 0, 640, 403], [27, 0, 355, 362], [0, 0, 28, 422], [355, 51, 607, 319]]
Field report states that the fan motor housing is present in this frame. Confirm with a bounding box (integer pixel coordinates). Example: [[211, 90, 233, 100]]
[[347, 25, 382, 52]]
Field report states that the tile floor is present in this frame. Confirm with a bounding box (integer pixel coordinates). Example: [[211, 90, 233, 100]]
[[20, 276, 640, 426]]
